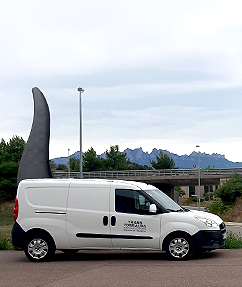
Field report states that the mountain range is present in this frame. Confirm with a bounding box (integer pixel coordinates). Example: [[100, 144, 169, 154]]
[[52, 147, 242, 169]]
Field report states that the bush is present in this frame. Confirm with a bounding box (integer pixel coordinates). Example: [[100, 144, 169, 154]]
[[206, 197, 228, 215], [191, 196, 198, 203], [204, 192, 214, 201], [215, 173, 242, 205], [0, 178, 17, 203], [223, 231, 242, 249]]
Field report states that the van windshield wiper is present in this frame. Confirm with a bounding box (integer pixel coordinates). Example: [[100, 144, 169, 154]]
[[166, 208, 184, 212], [182, 207, 190, 212]]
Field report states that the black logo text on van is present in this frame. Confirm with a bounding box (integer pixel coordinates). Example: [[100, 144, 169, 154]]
[[124, 220, 146, 232]]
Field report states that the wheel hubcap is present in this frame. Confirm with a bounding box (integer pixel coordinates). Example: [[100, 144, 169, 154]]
[[28, 238, 48, 259], [169, 237, 189, 258]]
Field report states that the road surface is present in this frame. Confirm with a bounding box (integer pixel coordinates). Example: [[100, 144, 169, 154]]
[[0, 249, 242, 287]]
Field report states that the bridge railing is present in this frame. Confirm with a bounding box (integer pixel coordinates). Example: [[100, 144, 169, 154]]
[[54, 168, 242, 179]]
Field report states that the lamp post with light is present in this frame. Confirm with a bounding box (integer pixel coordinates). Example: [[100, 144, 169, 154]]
[[196, 145, 201, 210], [77, 87, 85, 179]]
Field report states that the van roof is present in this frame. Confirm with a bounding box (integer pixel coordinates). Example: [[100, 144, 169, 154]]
[[18, 178, 155, 190]]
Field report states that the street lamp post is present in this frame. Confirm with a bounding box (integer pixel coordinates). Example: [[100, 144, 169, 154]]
[[77, 87, 85, 179], [196, 145, 201, 211], [68, 149, 70, 178]]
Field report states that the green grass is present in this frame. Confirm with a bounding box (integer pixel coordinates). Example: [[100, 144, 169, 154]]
[[223, 231, 242, 249], [0, 230, 12, 250], [0, 201, 14, 250], [0, 201, 14, 226]]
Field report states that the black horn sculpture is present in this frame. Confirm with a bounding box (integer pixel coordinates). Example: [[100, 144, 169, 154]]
[[17, 87, 52, 185]]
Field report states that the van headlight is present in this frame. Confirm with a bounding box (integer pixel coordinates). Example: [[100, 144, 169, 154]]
[[194, 216, 218, 227]]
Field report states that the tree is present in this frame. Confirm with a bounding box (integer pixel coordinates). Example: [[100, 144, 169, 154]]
[[69, 157, 79, 172], [49, 160, 57, 176], [105, 145, 129, 170], [82, 145, 154, 172], [97, 157, 108, 171], [128, 162, 153, 170], [83, 147, 100, 172], [175, 186, 186, 197], [0, 139, 6, 161], [0, 135, 26, 202], [0, 136, 25, 163], [150, 151, 176, 169], [56, 164, 68, 171], [6, 136, 26, 162]]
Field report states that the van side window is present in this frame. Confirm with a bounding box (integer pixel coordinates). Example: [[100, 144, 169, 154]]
[[115, 189, 151, 214]]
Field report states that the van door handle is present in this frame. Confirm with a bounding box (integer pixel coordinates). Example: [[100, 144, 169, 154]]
[[111, 216, 116, 226], [103, 216, 108, 226]]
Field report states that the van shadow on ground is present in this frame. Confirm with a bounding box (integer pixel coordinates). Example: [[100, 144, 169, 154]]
[[52, 249, 220, 262]]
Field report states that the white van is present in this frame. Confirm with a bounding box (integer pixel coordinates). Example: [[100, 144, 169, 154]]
[[12, 179, 226, 262]]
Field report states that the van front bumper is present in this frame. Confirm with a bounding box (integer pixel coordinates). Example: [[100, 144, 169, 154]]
[[192, 229, 226, 250]]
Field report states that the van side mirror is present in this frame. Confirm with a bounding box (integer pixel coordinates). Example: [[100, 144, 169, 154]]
[[149, 204, 157, 214]]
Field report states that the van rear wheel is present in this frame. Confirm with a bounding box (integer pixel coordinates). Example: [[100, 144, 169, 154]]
[[24, 233, 55, 262], [165, 233, 194, 261]]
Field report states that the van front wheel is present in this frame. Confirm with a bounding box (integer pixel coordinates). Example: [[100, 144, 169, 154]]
[[165, 233, 194, 260], [24, 233, 55, 262]]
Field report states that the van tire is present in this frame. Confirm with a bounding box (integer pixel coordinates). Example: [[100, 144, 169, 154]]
[[24, 233, 55, 262], [165, 233, 194, 261]]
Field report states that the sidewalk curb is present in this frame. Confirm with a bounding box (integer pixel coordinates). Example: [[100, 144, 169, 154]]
[[225, 222, 242, 227]]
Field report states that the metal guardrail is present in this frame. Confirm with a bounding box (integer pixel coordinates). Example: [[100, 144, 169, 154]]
[[54, 168, 242, 179]]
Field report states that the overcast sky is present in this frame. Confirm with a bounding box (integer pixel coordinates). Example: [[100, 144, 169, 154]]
[[1, 0, 242, 162]]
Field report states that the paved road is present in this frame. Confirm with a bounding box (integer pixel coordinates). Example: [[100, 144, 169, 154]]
[[1, 249, 242, 287], [225, 222, 242, 236]]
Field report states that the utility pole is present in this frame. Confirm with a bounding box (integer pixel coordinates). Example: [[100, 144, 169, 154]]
[[196, 145, 201, 211]]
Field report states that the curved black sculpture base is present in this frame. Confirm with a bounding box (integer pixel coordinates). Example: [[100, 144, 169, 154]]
[[17, 87, 52, 185]]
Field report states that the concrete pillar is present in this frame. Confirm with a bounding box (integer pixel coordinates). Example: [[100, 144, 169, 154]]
[[182, 186, 189, 199]]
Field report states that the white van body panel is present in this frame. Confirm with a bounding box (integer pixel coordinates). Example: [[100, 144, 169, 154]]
[[17, 179, 71, 248], [67, 181, 112, 248], [109, 183, 161, 249]]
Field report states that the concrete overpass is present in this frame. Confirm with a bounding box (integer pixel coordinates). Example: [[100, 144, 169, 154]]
[[54, 168, 241, 199]]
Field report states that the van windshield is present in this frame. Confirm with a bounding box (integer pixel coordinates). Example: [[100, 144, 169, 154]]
[[145, 189, 183, 212]]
